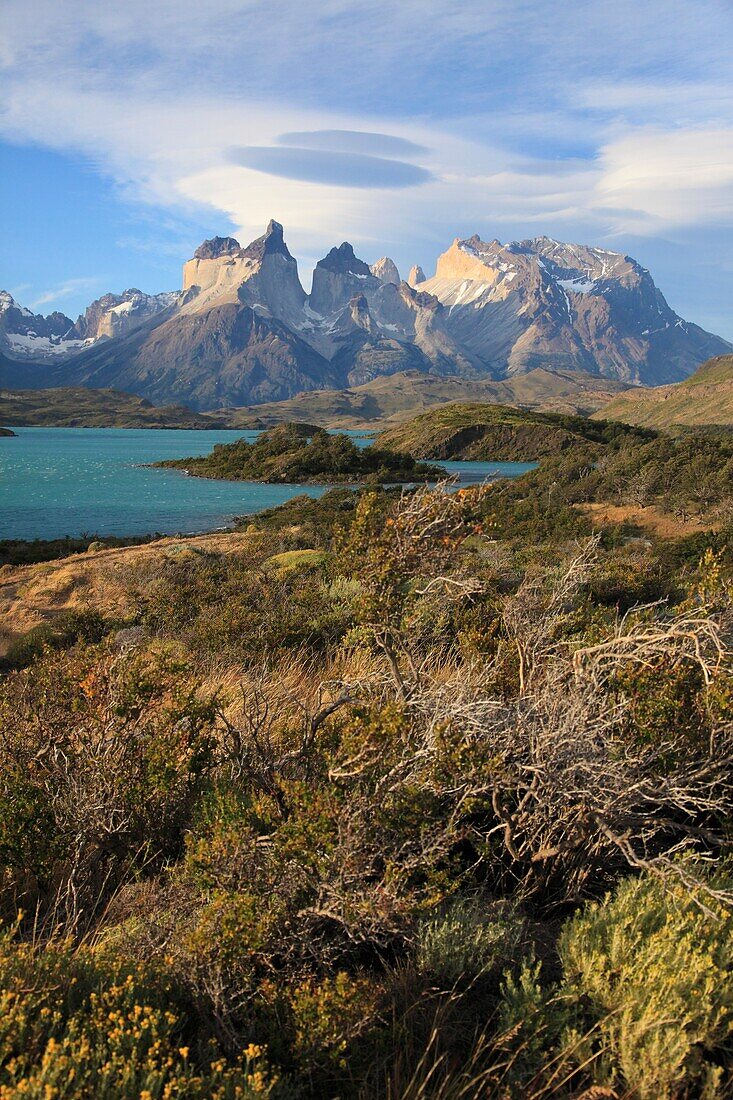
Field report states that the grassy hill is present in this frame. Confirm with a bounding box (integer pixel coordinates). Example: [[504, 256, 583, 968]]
[[592, 355, 733, 430], [0, 370, 629, 432], [208, 368, 630, 429], [376, 402, 651, 461], [0, 387, 224, 429]]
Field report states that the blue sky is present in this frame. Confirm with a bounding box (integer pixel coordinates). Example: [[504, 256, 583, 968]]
[[1, 0, 732, 338]]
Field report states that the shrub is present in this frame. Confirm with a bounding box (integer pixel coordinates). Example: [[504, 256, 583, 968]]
[[287, 971, 383, 1084], [2, 609, 109, 670], [558, 867, 733, 1099], [133, 551, 351, 662], [0, 648, 217, 930], [0, 929, 281, 1099], [415, 897, 525, 989]]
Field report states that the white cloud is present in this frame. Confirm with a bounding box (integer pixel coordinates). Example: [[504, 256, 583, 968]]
[[1, 0, 733, 328], [593, 129, 733, 233], [31, 277, 102, 310]]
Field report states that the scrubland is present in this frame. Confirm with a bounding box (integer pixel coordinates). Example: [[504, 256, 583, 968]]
[[1, 425, 733, 1097]]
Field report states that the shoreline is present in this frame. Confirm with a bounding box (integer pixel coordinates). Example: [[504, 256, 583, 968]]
[[148, 463, 440, 487]]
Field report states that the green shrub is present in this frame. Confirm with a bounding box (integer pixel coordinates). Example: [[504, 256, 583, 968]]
[[0, 649, 218, 927], [0, 929, 281, 1099], [415, 897, 524, 988], [3, 609, 109, 670], [134, 551, 350, 661], [559, 868, 733, 1099]]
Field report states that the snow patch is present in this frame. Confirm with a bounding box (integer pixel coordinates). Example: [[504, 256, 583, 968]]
[[6, 332, 91, 358], [557, 277, 596, 294], [108, 300, 135, 315]]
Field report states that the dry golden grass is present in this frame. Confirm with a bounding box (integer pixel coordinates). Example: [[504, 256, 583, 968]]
[[575, 501, 712, 539], [0, 530, 256, 654]]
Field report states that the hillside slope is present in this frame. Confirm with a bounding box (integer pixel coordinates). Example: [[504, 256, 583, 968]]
[[0, 388, 222, 428], [377, 402, 650, 461], [593, 354, 733, 429], [211, 368, 631, 429]]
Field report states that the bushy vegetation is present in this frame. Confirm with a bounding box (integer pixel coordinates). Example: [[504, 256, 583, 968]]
[[1, 608, 109, 670], [158, 422, 445, 483], [2, 435, 733, 1096], [0, 534, 155, 568], [377, 401, 655, 460], [480, 427, 733, 543]]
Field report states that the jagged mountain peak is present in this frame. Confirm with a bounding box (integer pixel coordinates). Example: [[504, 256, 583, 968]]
[[421, 231, 732, 384], [408, 265, 426, 287], [182, 221, 303, 313], [309, 243, 378, 316], [193, 236, 241, 261], [0, 292, 82, 360], [0, 291, 35, 319], [240, 219, 294, 264], [370, 257, 400, 285], [74, 288, 179, 341], [4, 225, 730, 401], [316, 242, 371, 276]]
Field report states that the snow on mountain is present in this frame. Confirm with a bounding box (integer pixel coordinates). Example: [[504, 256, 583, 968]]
[[2, 224, 729, 403], [0, 287, 179, 361], [419, 234, 731, 384]]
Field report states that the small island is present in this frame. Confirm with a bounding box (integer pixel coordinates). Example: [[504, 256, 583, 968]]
[[0, 427, 17, 437], [156, 422, 447, 483]]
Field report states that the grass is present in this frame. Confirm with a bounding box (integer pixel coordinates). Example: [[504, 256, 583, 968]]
[[0, 387, 224, 429], [376, 402, 652, 460], [595, 354, 733, 430]]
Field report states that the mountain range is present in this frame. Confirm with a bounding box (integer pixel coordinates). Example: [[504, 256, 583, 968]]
[[2, 222, 730, 410]]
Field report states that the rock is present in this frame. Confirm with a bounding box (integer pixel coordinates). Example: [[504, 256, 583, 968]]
[[418, 234, 732, 385], [370, 257, 401, 285], [193, 236, 241, 260]]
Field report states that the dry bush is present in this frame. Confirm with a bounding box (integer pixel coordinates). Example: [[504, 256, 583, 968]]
[[402, 545, 733, 906], [0, 648, 218, 935]]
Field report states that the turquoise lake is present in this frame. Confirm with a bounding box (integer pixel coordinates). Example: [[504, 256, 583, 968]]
[[0, 427, 536, 540]]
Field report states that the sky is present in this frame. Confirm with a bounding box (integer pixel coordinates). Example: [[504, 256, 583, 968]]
[[1, 0, 732, 339]]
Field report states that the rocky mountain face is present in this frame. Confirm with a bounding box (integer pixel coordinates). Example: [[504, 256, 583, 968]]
[[0, 287, 178, 361], [309, 242, 380, 316], [420, 235, 730, 384], [2, 224, 729, 409], [408, 265, 426, 287], [75, 289, 179, 341], [370, 257, 400, 285], [0, 291, 82, 359]]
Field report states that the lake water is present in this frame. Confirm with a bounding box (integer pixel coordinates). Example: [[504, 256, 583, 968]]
[[0, 427, 536, 540]]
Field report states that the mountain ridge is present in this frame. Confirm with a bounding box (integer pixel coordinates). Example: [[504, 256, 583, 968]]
[[1, 223, 729, 409]]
